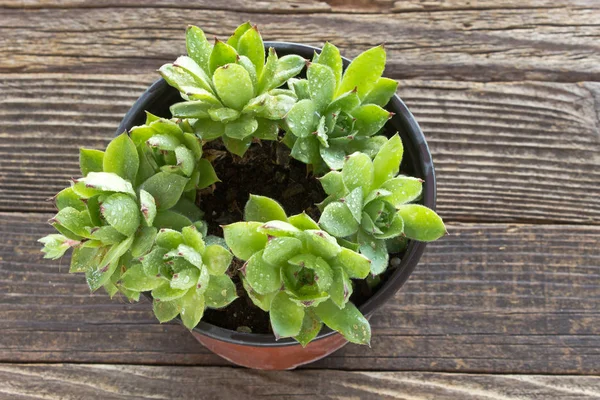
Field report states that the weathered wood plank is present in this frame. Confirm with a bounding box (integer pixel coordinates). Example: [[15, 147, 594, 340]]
[[1, 364, 600, 400], [1, 6, 599, 81], [2, 213, 599, 373], [1, 75, 598, 223]]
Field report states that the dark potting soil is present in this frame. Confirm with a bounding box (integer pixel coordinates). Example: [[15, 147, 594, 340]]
[[198, 139, 401, 334]]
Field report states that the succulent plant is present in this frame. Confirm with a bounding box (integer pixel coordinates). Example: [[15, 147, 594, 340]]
[[39, 127, 217, 310], [223, 195, 371, 345], [39, 23, 447, 346], [159, 22, 306, 156], [317, 134, 446, 274], [119, 225, 237, 329], [282, 42, 398, 174]]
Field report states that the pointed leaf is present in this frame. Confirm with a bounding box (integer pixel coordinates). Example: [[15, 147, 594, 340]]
[[308, 63, 336, 112], [317, 42, 342, 90], [76, 172, 135, 197], [140, 172, 188, 210], [196, 158, 220, 190], [222, 135, 252, 157], [258, 220, 301, 237], [227, 21, 252, 49], [39, 234, 72, 260], [222, 221, 268, 261], [373, 134, 404, 187], [139, 189, 157, 226], [182, 225, 205, 253], [170, 100, 211, 119], [303, 230, 341, 260], [270, 54, 305, 90], [270, 291, 304, 338], [244, 250, 281, 295], [319, 202, 359, 238], [288, 212, 320, 231], [337, 45, 385, 99], [286, 99, 317, 138], [120, 264, 164, 291], [153, 298, 182, 323], [69, 246, 102, 273], [209, 40, 238, 75], [335, 246, 371, 279], [345, 187, 363, 223], [55, 187, 86, 212], [101, 193, 140, 237], [342, 152, 374, 195], [294, 310, 323, 347], [103, 133, 139, 183], [224, 115, 258, 140], [244, 194, 288, 223], [353, 104, 390, 137], [203, 244, 233, 276], [363, 77, 398, 107], [381, 176, 423, 207], [89, 226, 126, 245], [291, 136, 320, 165], [152, 283, 188, 302], [358, 230, 388, 275], [213, 63, 254, 110], [237, 26, 264, 77], [242, 275, 276, 312], [263, 236, 303, 266], [186, 25, 213, 73], [193, 119, 225, 141], [171, 268, 200, 290], [397, 204, 446, 242], [53, 207, 91, 238], [314, 299, 371, 345], [131, 226, 157, 258], [329, 263, 353, 308], [204, 275, 238, 308], [180, 286, 205, 329], [153, 210, 193, 231], [79, 148, 104, 177]]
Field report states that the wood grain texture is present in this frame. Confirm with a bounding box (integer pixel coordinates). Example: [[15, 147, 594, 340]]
[[1, 364, 600, 400], [1, 5, 600, 81], [3, 213, 599, 373], [1, 75, 598, 223]]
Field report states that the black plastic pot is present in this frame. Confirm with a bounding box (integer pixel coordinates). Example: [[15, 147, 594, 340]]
[[118, 42, 436, 369]]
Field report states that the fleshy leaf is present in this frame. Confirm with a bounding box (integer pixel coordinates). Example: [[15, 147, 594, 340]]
[[174, 145, 195, 176], [318, 171, 345, 197], [79, 148, 104, 177], [140, 172, 188, 210], [52, 207, 91, 238], [131, 226, 157, 258], [156, 228, 184, 249], [286, 99, 317, 138], [153, 210, 193, 231], [245, 250, 282, 295], [203, 244, 233, 276], [358, 230, 389, 275], [319, 202, 359, 238], [270, 291, 304, 339], [186, 25, 213, 73], [101, 193, 140, 237], [153, 298, 182, 323], [193, 119, 225, 141], [76, 172, 136, 197], [308, 63, 336, 112], [222, 135, 252, 157], [396, 204, 446, 242], [337, 45, 385, 99], [294, 310, 323, 347], [237, 26, 264, 77], [381, 176, 423, 207], [342, 152, 374, 195], [373, 134, 404, 188], [55, 187, 86, 212], [363, 77, 398, 107], [171, 269, 200, 290], [209, 40, 238, 75], [270, 55, 306, 90], [291, 136, 320, 165], [334, 246, 371, 279], [258, 220, 301, 237], [213, 63, 254, 111], [180, 286, 205, 329], [152, 283, 188, 302], [222, 221, 268, 261], [90, 226, 125, 245], [345, 187, 363, 223], [196, 158, 220, 190], [242, 275, 276, 312], [182, 225, 205, 254], [69, 246, 102, 273], [227, 22, 252, 49], [244, 194, 288, 223], [329, 263, 353, 308], [39, 234, 73, 260], [288, 212, 320, 231], [317, 42, 342, 90], [224, 115, 258, 140], [262, 236, 303, 266], [170, 100, 211, 119], [353, 104, 390, 137], [314, 299, 371, 345], [103, 133, 139, 183], [204, 275, 238, 308], [120, 264, 164, 291], [303, 230, 341, 260], [139, 189, 157, 226]]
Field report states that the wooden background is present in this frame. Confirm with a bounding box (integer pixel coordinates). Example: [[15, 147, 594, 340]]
[[1, 0, 599, 398]]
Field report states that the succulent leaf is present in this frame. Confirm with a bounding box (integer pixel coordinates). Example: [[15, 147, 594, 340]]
[[314, 299, 371, 345], [372, 134, 403, 188], [317, 42, 342, 91], [209, 40, 238, 75], [308, 63, 336, 112], [337, 45, 386, 99], [140, 172, 188, 210], [319, 202, 359, 238], [213, 63, 254, 111], [244, 194, 288, 223], [103, 133, 139, 183], [180, 286, 206, 329], [79, 148, 104, 177], [396, 204, 446, 242], [363, 77, 398, 107], [186, 25, 213, 74], [204, 275, 238, 308], [222, 221, 268, 261], [270, 291, 304, 339]]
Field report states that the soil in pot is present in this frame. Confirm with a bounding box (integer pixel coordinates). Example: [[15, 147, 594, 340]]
[[199, 139, 407, 334]]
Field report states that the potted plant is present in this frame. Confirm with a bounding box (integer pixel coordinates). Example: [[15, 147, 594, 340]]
[[39, 22, 445, 370]]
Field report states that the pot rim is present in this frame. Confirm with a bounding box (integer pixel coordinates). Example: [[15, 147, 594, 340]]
[[119, 41, 436, 347]]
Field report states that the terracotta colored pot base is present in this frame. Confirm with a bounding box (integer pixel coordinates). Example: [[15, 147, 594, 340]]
[[192, 331, 348, 370]]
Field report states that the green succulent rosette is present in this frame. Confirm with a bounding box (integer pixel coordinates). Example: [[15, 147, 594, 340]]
[[223, 195, 372, 346], [317, 134, 446, 274], [282, 42, 399, 174], [159, 22, 306, 156]]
